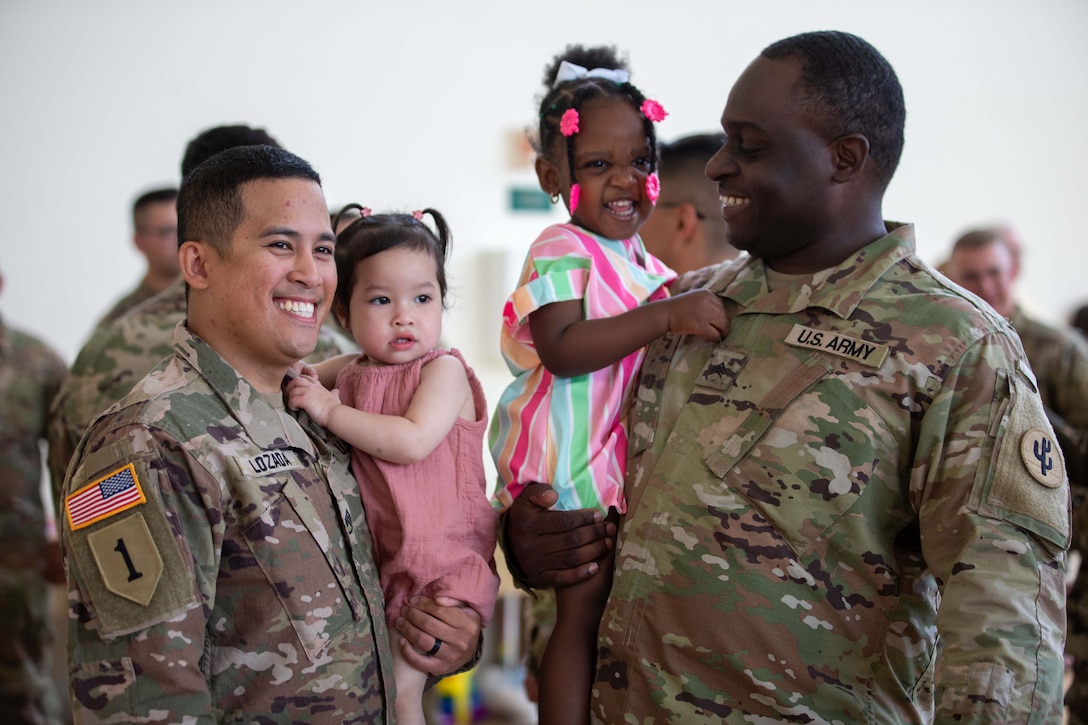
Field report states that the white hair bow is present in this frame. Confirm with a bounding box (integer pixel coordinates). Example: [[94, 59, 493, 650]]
[[553, 60, 630, 88]]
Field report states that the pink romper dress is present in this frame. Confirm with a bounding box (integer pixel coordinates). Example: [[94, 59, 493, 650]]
[[336, 348, 499, 626]]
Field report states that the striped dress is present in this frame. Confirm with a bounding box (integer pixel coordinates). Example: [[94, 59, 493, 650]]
[[489, 223, 674, 514]]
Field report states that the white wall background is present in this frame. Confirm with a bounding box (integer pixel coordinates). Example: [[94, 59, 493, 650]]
[[2, 0, 1086, 373]]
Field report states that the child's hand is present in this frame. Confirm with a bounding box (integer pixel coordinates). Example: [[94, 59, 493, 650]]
[[665, 289, 729, 341], [293, 361, 319, 380], [285, 375, 341, 427]]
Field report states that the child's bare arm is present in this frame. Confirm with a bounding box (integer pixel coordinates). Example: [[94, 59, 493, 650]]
[[529, 289, 728, 378], [297, 355, 472, 465]]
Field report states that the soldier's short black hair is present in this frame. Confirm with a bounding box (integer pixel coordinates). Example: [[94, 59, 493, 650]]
[[762, 31, 906, 191], [132, 187, 178, 227], [177, 145, 320, 255], [181, 124, 281, 179]]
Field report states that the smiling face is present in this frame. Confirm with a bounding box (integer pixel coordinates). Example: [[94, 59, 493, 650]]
[[337, 245, 443, 367], [949, 240, 1017, 317], [537, 96, 654, 241], [705, 56, 839, 271], [183, 177, 337, 392]]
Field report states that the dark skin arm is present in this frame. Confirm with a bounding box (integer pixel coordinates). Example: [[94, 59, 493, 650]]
[[509, 290, 728, 584], [529, 289, 727, 378]]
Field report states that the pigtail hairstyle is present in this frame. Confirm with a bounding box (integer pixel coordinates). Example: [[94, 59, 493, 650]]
[[533, 44, 661, 194], [414, 208, 452, 267], [332, 206, 453, 325]]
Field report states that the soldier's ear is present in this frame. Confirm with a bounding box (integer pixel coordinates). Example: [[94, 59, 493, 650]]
[[179, 241, 211, 290], [830, 133, 870, 183]]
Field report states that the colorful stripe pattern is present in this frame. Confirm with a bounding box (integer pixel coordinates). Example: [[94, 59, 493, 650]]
[[489, 223, 675, 513]]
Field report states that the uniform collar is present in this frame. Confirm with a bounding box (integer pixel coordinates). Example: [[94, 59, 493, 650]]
[[172, 322, 328, 454], [708, 222, 915, 319]]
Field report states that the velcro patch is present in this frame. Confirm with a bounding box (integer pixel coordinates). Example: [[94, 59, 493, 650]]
[[1020, 429, 1065, 488], [66, 463, 146, 531], [785, 324, 889, 368], [87, 513, 163, 606], [233, 449, 304, 478]]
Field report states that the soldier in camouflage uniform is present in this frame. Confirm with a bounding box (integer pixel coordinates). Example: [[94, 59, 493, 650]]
[[62, 146, 482, 723], [47, 280, 353, 505], [0, 277, 68, 724], [47, 125, 355, 504], [948, 227, 1088, 722], [94, 187, 180, 328], [948, 228, 1088, 452], [501, 31, 1069, 723]]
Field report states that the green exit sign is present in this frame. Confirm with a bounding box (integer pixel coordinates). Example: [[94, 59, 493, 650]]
[[509, 187, 552, 212]]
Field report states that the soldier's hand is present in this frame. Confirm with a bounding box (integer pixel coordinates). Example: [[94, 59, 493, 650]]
[[505, 483, 615, 589], [396, 596, 482, 676]]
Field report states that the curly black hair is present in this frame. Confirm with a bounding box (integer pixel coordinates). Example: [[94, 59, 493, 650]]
[[532, 44, 660, 193]]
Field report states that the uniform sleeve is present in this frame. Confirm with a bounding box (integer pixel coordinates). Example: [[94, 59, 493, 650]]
[[45, 388, 77, 509], [64, 423, 218, 724], [914, 330, 1068, 723], [1050, 333, 1088, 441]]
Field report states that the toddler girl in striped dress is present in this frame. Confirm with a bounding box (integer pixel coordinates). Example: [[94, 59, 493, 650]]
[[489, 44, 728, 725]]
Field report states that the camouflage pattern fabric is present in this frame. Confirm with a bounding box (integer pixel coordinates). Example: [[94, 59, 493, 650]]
[[593, 224, 1069, 723], [1011, 306, 1088, 447], [1010, 309, 1088, 722], [62, 324, 394, 723], [0, 314, 67, 724], [523, 588, 556, 680], [94, 279, 157, 328], [48, 279, 356, 506], [1069, 558, 1088, 725]]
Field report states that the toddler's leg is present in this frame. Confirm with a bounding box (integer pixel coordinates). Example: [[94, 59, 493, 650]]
[[392, 644, 430, 725], [537, 510, 617, 725]]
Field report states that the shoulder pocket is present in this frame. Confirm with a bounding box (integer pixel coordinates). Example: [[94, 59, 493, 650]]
[[977, 369, 1070, 551], [65, 444, 200, 640]]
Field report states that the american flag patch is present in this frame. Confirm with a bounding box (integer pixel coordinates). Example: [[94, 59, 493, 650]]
[[66, 463, 146, 531]]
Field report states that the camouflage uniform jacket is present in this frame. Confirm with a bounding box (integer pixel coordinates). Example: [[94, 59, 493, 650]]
[[62, 324, 394, 723], [0, 313, 66, 563], [0, 314, 67, 724], [1010, 305, 1088, 442], [95, 278, 159, 328], [48, 279, 355, 506], [594, 224, 1069, 724]]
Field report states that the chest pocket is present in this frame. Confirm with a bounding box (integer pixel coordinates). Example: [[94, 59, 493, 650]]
[[699, 348, 898, 558], [629, 340, 750, 453], [243, 474, 357, 660]]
